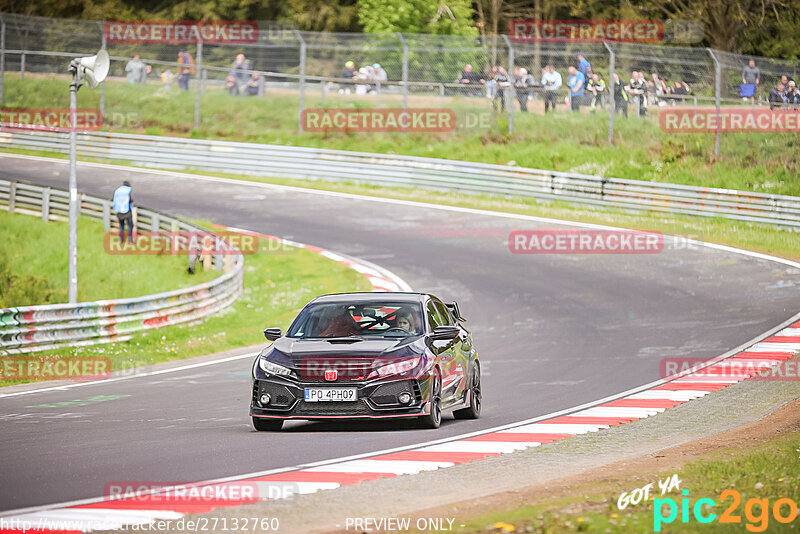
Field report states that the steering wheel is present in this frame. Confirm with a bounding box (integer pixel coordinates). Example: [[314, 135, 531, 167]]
[[384, 327, 411, 334]]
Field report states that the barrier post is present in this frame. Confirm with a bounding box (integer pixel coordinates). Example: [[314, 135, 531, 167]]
[[194, 39, 203, 129], [102, 199, 110, 231], [1, 16, 6, 106], [399, 32, 408, 112], [604, 42, 615, 144], [707, 48, 721, 159], [502, 34, 514, 135], [8, 181, 16, 213], [295, 30, 306, 133], [42, 187, 51, 221], [98, 21, 106, 118]]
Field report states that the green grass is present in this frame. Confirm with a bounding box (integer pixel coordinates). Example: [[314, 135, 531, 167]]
[[0, 234, 372, 386], [0, 210, 217, 306], [6, 73, 800, 197], [447, 430, 800, 533]]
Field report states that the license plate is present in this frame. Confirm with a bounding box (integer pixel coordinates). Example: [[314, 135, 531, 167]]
[[304, 388, 357, 402]]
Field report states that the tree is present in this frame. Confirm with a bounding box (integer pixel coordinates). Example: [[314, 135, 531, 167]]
[[358, 0, 477, 35]]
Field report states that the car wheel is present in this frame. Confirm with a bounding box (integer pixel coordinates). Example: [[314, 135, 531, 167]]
[[418, 369, 442, 429], [252, 417, 283, 431], [454, 362, 481, 419]]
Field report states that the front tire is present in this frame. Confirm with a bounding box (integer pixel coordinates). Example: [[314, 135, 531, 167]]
[[454, 362, 481, 420], [252, 417, 283, 431], [417, 369, 442, 429]]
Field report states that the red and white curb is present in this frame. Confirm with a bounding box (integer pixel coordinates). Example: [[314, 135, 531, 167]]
[[211, 224, 411, 293], [2, 317, 797, 533]]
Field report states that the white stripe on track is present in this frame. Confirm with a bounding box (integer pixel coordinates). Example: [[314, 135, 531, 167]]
[[775, 328, 800, 336], [573, 407, 664, 418], [418, 441, 540, 454], [748, 342, 800, 352], [306, 459, 452, 475], [254, 481, 340, 498], [501, 423, 607, 434], [626, 390, 710, 401]]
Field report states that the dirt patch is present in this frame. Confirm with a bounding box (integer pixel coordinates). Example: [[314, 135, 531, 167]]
[[402, 396, 800, 527]]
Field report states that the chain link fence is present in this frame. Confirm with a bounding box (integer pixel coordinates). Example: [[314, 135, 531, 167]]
[[1, 12, 799, 155]]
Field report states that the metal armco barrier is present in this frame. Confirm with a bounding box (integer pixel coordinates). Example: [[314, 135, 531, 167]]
[[0, 178, 244, 354], [2, 130, 800, 229]]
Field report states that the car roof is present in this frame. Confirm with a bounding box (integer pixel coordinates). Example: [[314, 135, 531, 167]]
[[310, 292, 430, 305]]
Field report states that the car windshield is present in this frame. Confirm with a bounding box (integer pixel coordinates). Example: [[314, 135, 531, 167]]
[[287, 301, 424, 338]]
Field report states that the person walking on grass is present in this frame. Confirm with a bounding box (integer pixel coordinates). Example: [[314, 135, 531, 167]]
[[112, 181, 135, 244]]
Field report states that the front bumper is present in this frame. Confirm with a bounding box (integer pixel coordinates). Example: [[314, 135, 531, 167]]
[[249, 377, 427, 420]]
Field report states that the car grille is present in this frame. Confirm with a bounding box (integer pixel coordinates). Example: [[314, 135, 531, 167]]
[[294, 399, 373, 416], [296, 361, 373, 383]]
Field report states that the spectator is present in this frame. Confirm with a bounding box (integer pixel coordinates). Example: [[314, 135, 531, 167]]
[[567, 65, 585, 111], [355, 65, 374, 95], [613, 73, 628, 117], [741, 58, 760, 104], [780, 75, 792, 88], [587, 73, 606, 112], [628, 71, 648, 117], [225, 75, 239, 96], [541, 64, 562, 113], [485, 66, 499, 99], [787, 81, 800, 110], [513, 67, 534, 112], [160, 68, 174, 89], [125, 55, 147, 85], [112, 181, 134, 244], [245, 73, 261, 96], [230, 53, 250, 94], [492, 66, 510, 111], [672, 81, 690, 96], [177, 50, 194, 92], [769, 83, 786, 110], [373, 63, 388, 91], [577, 54, 592, 78], [651, 73, 667, 106], [338, 60, 357, 94], [459, 63, 481, 96]]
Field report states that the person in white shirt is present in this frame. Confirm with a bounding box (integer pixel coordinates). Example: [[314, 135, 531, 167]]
[[541, 65, 562, 113]]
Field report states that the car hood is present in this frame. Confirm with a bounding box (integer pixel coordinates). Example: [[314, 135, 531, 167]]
[[265, 336, 425, 365]]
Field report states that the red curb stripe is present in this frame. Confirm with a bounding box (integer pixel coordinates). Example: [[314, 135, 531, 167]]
[[546, 416, 632, 426], [733, 351, 794, 360], [252, 471, 394, 484], [604, 399, 684, 408], [763, 336, 800, 343], [466, 432, 573, 443], [75, 500, 223, 513], [373, 451, 501, 464], [654, 382, 728, 391]]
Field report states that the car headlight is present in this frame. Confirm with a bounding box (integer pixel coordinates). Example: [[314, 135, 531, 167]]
[[259, 358, 294, 377], [368, 357, 421, 379]]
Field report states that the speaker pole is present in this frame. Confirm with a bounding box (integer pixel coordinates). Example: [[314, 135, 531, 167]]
[[68, 63, 79, 304]]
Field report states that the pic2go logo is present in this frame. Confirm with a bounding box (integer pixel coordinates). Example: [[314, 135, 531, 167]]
[[654, 489, 798, 532]]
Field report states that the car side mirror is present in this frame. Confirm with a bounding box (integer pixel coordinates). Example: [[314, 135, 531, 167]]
[[430, 325, 459, 341], [263, 327, 282, 341]]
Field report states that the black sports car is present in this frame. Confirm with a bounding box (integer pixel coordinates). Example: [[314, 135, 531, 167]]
[[250, 292, 481, 431]]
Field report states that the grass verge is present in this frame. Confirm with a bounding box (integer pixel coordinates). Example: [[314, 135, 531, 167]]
[[5, 73, 800, 196], [448, 429, 800, 533], [0, 210, 217, 306], [0, 235, 372, 386]]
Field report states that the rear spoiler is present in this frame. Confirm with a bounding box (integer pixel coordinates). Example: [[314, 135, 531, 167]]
[[446, 302, 466, 322]]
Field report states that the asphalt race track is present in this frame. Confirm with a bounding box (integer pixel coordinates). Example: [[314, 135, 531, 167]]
[[2, 155, 800, 513]]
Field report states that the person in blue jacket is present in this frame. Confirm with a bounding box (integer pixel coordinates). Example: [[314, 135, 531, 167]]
[[112, 181, 135, 243]]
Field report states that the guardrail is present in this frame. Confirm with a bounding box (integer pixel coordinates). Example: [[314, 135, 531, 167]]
[[0, 178, 244, 354], [2, 130, 800, 229]]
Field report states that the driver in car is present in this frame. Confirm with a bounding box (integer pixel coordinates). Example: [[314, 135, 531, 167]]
[[318, 306, 360, 337], [393, 310, 415, 332]]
